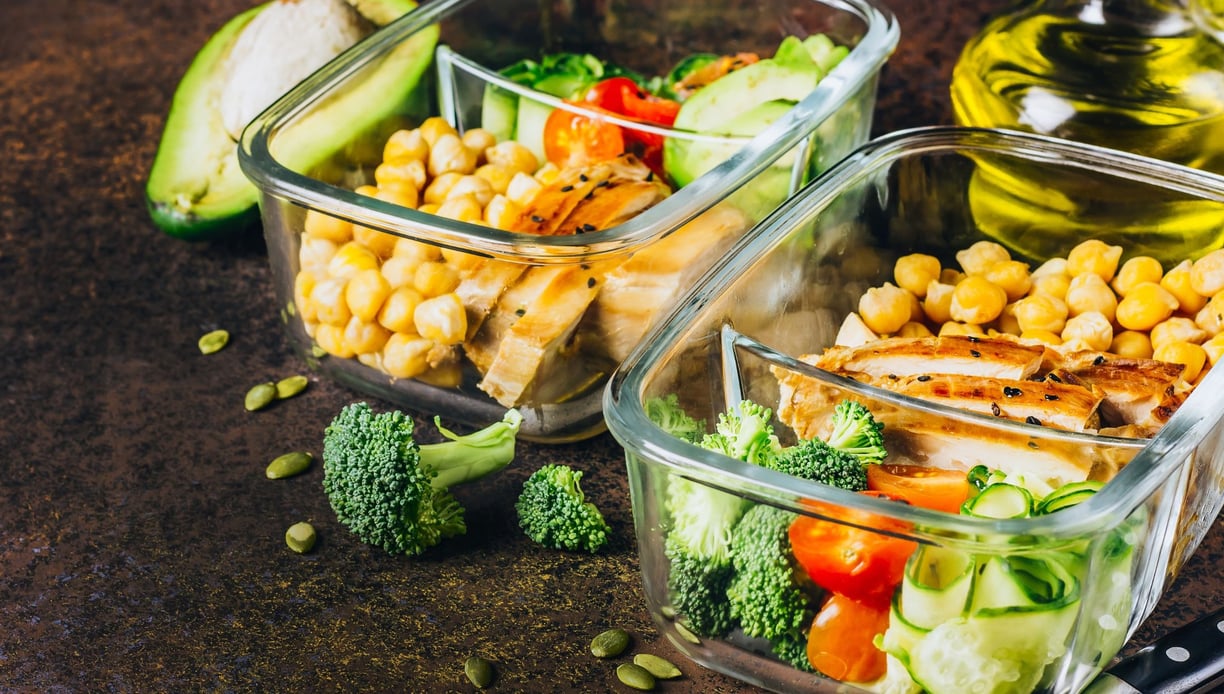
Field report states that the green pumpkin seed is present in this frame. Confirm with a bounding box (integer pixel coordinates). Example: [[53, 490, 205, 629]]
[[673, 621, 701, 645], [244, 382, 277, 411], [197, 329, 229, 354], [615, 663, 656, 691], [463, 655, 495, 689], [590, 628, 630, 658], [310, 344, 327, 358], [632, 653, 681, 680], [285, 522, 316, 553], [275, 375, 309, 399], [266, 451, 313, 480]]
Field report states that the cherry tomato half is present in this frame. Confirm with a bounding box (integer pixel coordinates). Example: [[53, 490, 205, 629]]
[[866, 464, 972, 514], [789, 492, 916, 606], [542, 105, 626, 169], [806, 592, 890, 683], [584, 76, 681, 126]]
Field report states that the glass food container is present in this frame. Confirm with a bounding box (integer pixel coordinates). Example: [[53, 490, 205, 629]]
[[238, 0, 898, 442], [604, 127, 1224, 693]]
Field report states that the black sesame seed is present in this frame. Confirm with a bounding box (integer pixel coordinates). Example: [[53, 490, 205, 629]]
[[990, 402, 1001, 416], [916, 374, 931, 382], [1028, 441, 1039, 449], [579, 173, 589, 182], [1044, 393, 1059, 401], [888, 373, 898, 380], [967, 335, 980, 342], [1025, 415, 1041, 425], [1048, 373, 1063, 383], [582, 223, 596, 232], [1093, 355, 1106, 365], [596, 179, 610, 187], [646, 171, 654, 181], [1003, 386, 1022, 398], [970, 350, 982, 358], [515, 308, 526, 316], [587, 277, 596, 288], [530, 214, 544, 223], [560, 184, 574, 192]]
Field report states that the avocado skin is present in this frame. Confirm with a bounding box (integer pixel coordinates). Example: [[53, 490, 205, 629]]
[[145, 0, 424, 241]]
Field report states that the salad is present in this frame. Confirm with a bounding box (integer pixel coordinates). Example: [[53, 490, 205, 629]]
[[646, 396, 1138, 694]]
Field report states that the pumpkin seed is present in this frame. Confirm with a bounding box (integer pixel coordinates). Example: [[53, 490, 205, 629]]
[[463, 655, 495, 689], [197, 329, 229, 354], [266, 451, 313, 480], [310, 344, 327, 358], [632, 654, 681, 680], [615, 663, 656, 691], [244, 382, 277, 411], [285, 522, 316, 553], [673, 621, 701, 644], [275, 375, 309, 399], [590, 628, 630, 658]]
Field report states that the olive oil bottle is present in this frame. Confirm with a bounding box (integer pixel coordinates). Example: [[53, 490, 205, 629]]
[[950, 0, 1224, 262]]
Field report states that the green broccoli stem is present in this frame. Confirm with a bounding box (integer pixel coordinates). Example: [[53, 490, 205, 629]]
[[421, 409, 524, 490]]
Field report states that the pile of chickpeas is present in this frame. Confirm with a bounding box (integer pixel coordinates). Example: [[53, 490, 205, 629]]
[[291, 117, 562, 384], [855, 239, 1224, 385]]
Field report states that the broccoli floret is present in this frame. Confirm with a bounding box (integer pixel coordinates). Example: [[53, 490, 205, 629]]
[[824, 400, 887, 463], [321, 402, 522, 556], [726, 504, 820, 672], [698, 399, 781, 467], [663, 473, 749, 637], [770, 437, 868, 491], [515, 464, 610, 553], [644, 394, 706, 444]]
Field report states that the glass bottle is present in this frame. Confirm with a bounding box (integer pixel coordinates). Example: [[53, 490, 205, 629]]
[[949, 0, 1224, 262]]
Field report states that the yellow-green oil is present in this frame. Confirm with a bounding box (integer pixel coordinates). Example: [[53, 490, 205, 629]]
[[950, 5, 1224, 263]]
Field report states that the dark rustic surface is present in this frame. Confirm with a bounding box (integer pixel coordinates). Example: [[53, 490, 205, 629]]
[[2, 0, 1222, 692]]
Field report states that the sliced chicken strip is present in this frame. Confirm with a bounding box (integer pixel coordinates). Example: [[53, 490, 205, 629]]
[[478, 259, 622, 407], [879, 372, 1103, 432], [814, 335, 1046, 381], [1047, 351, 1187, 428]]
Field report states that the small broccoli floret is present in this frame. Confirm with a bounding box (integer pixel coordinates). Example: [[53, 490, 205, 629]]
[[727, 504, 820, 672], [825, 400, 887, 463], [699, 399, 781, 467], [515, 464, 610, 553], [644, 394, 706, 444], [663, 473, 749, 637], [770, 438, 868, 491], [321, 402, 522, 556]]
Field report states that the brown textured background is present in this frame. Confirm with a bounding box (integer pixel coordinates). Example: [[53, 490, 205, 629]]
[[2, 0, 1222, 691]]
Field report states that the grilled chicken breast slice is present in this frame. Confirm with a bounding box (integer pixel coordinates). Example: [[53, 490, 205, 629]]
[[1047, 351, 1187, 428], [815, 335, 1046, 381]]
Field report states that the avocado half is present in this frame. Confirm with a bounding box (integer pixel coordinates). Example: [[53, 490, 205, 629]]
[[145, 0, 433, 241]]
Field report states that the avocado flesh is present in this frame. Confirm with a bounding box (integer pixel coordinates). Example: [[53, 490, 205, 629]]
[[145, 0, 429, 241]]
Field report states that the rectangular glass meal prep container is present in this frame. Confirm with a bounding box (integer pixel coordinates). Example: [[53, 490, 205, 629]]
[[604, 126, 1224, 693], [237, 0, 898, 441]]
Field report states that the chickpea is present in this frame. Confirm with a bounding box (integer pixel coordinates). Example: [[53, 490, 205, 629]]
[[343, 316, 392, 355], [1153, 341, 1207, 383], [1013, 294, 1069, 334], [1115, 282, 1179, 331], [327, 241, 380, 279], [940, 267, 966, 286], [314, 323, 356, 359], [893, 253, 941, 298], [1020, 329, 1063, 347], [417, 116, 459, 146], [939, 321, 986, 337], [858, 283, 913, 335], [1064, 273, 1117, 322], [377, 285, 424, 334], [1191, 248, 1224, 297], [1162, 259, 1209, 314], [1065, 239, 1123, 281], [299, 236, 338, 270], [923, 280, 956, 325], [428, 133, 479, 178], [374, 159, 427, 192], [303, 210, 353, 243], [1061, 311, 1114, 352], [955, 240, 1011, 275], [344, 268, 392, 323], [1195, 290, 1224, 336], [994, 302, 1021, 335], [461, 128, 498, 161], [984, 260, 1032, 302], [381, 332, 433, 379], [950, 275, 1008, 325], [1028, 271, 1071, 301], [1111, 255, 1164, 297], [311, 276, 352, 327], [382, 128, 428, 163], [1149, 317, 1207, 351], [897, 321, 934, 338], [1031, 257, 1068, 278], [1110, 330, 1154, 359], [1202, 333, 1224, 366]]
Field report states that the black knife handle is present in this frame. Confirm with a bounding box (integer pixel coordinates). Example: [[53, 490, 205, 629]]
[[1107, 606, 1224, 694]]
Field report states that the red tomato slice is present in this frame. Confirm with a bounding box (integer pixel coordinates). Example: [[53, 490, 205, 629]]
[[584, 77, 680, 126], [866, 464, 972, 514], [806, 592, 890, 683], [542, 105, 626, 169], [789, 492, 916, 606]]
